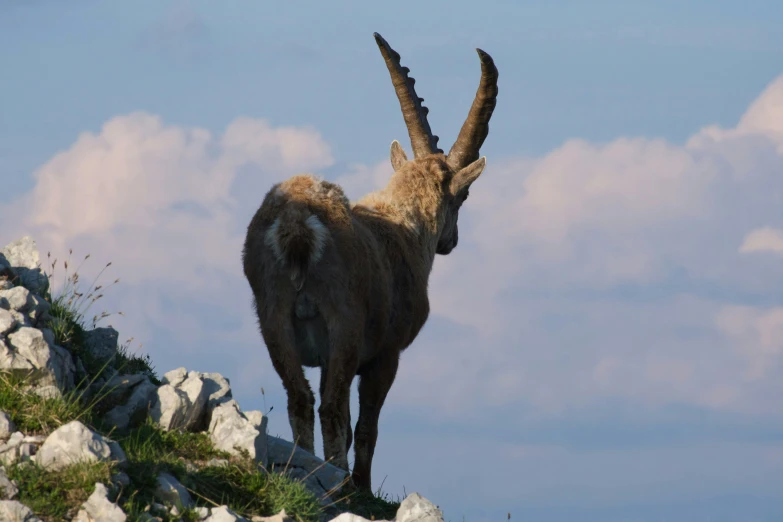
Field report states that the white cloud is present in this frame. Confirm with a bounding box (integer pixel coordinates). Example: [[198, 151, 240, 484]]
[[424, 114, 783, 338], [333, 159, 393, 201], [3, 112, 332, 282], [716, 305, 783, 379], [0, 112, 333, 387], [3, 73, 783, 431], [408, 73, 783, 417], [737, 74, 783, 136], [739, 227, 783, 254]]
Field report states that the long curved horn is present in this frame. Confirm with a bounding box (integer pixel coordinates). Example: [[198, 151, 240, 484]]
[[446, 48, 498, 170], [374, 32, 442, 157]]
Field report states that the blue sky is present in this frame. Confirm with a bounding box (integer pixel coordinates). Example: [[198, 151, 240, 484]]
[[2, 1, 783, 521]]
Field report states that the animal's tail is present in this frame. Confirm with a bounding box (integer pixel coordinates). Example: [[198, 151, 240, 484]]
[[264, 205, 329, 291]]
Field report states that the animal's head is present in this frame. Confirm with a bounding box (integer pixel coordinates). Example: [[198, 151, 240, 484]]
[[374, 32, 498, 255]]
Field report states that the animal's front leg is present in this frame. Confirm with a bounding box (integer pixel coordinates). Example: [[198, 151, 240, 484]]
[[352, 348, 400, 491]]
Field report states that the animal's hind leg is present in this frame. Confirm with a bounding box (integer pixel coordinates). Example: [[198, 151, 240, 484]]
[[352, 348, 400, 492], [319, 364, 353, 455], [261, 322, 316, 455], [318, 324, 361, 472]]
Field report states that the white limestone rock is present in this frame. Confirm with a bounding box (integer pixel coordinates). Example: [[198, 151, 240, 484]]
[[0, 309, 15, 337], [205, 505, 249, 522], [154, 472, 193, 510], [150, 370, 210, 432], [0, 499, 43, 522], [251, 509, 293, 522], [0, 466, 19, 500], [0, 411, 15, 440], [267, 435, 347, 500], [1, 327, 75, 396], [0, 432, 42, 467], [103, 375, 158, 431], [73, 482, 126, 522], [35, 420, 125, 471], [208, 400, 267, 467], [395, 493, 445, 522], [0, 236, 49, 297]]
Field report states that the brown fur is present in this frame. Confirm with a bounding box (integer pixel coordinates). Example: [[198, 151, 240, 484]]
[[242, 34, 497, 491]]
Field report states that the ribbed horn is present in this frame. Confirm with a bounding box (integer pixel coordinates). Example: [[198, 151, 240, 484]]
[[446, 48, 498, 170], [374, 32, 442, 157]]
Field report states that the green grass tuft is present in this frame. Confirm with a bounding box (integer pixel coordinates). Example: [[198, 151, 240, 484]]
[[0, 372, 95, 435], [331, 487, 402, 521], [118, 420, 322, 521], [187, 461, 322, 522], [8, 460, 115, 520], [42, 249, 158, 385]]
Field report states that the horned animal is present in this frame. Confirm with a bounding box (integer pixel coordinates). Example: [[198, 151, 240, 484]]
[[242, 32, 498, 491]]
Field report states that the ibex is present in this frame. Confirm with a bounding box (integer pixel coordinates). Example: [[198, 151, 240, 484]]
[[242, 32, 498, 491]]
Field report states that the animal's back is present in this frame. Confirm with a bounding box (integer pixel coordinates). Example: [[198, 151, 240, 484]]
[[243, 174, 375, 366]]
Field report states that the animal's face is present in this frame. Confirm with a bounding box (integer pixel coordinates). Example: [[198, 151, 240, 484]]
[[436, 182, 470, 255], [389, 141, 486, 256], [436, 155, 486, 255]]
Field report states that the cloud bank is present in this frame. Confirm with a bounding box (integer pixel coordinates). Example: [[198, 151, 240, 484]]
[[2, 72, 783, 449]]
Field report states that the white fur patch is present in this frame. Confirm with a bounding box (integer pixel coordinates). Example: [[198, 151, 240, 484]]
[[263, 214, 329, 268], [305, 214, 328, 265], [270, 185, 285, 203], [301, 176, 351, 208], [264, 217, 285, 265]]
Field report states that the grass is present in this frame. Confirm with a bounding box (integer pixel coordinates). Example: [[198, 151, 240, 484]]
[[331, 487, 402, 521], [7, 460, 115, 520], [0, 371, 325, 522], [0, 372, 96, 435], [186, 459, 324, 520], [43, 249, 159, 385], [115, 419, 323, 522], [0, 247, 402, 521]]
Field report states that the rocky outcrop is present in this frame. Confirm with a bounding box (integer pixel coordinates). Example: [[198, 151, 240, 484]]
[[0, 236, 445, 522], [209, 400, 268, 467], [102, 374, 158, 431], [1, 237, 48, 297], [3, 327, 75, 398], [0, 272, 74, 399], [266, 436, 348, 502]]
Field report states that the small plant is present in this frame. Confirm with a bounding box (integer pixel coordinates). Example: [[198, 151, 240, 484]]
[[42, 248, 157, 383], [0, 372, 96, 435], [8, 460, 115, 520], [328, 479, 402, 521], [44, 250, 120, 339]]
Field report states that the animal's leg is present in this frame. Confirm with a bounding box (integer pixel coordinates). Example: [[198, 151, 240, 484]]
[[318, 326, 360, 472], [261, 324, 316, 455], [352, 349, 400, 491], [319, 364, 352, 455]]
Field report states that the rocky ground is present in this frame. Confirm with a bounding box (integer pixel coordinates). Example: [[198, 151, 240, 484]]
[[0, 236, 446, 522]]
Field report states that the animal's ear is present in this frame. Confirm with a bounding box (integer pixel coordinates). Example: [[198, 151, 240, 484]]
[[450, 156, 486, 195], [390, 140, 408, 170]]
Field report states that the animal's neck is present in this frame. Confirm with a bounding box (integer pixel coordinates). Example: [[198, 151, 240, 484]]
[[357, 187, 442, 273]]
